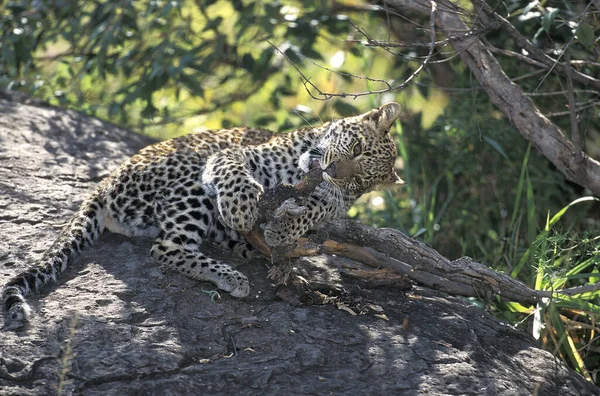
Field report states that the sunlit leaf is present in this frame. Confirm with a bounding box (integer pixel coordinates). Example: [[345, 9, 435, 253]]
[[541, 8, 559, 34]]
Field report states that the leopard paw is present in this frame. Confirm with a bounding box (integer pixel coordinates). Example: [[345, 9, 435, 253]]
[[215, 270, 250, 298], [217, 182, 262, 232]]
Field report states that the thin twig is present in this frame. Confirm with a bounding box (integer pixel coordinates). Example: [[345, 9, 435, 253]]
[[485, 44, 548, 69], [541, 282, 600, 299], [570, 60, 600, 68], [564, 52, 582, 161], [527, 89, 600, 97], [264, 1, 439, 100], [545, 101, 599, 117]]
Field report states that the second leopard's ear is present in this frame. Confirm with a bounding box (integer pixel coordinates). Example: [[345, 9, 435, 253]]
[[365, 102, 402, 133]]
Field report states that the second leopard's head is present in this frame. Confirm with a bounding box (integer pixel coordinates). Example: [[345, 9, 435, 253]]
[[299, 102, 405, 194]]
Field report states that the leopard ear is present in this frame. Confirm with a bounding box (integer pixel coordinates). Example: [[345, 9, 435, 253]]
[[378, 102, 402, 132], [364, 102, 402, 132]]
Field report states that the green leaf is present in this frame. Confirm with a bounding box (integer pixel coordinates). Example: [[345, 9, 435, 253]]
[[526, 171, 536, 246], [179, 53, 196, 70], [575, 23, 595, 49], [241, 53, 255, 72], [252, 47, 274, 81], [483, 136, 509, 161], [532, 27, 545, 42], [231, 0, 244, 11], [179, 74, 204, 98], [141, 102, 158, 118], [337, 70, 353, 83], [509, 143, 531, 232], [349, 46, 362, 57], [541, 8, 559, 34], [323, 15, 350, 35], [299, 45, 323, 60], [521, 1, 538, 16], [203, 16, 223, 32], [253, 114, 277, 126], [283, 46, 302, 64]]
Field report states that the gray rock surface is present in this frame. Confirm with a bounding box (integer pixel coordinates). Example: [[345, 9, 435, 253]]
[[0, 94, 598, 395]]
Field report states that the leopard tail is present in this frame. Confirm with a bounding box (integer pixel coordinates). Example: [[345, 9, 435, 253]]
[[2, 188, 107, 329]]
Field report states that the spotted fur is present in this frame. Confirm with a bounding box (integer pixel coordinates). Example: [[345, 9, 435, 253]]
[[2, 103, 403, 329]]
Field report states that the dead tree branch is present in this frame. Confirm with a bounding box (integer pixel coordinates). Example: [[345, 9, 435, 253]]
[[241, 169, 599, 307]]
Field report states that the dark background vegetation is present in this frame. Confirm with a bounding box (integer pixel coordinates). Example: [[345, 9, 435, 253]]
[[1, 0, 598, 385]]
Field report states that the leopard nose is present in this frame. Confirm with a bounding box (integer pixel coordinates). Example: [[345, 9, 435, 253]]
[[309, 158, 321, 170], [325, 162, 337, 178]]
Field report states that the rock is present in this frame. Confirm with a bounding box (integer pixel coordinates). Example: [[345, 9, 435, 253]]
[[0, 93, 598, 395]]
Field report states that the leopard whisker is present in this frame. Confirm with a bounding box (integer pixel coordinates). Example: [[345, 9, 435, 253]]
[[295, 110, 316, 128]]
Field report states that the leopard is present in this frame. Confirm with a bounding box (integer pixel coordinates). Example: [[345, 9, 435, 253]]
[[2, 102, 404, 330]]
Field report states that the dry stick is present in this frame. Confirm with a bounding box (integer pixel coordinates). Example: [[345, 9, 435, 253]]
[[241, 167, 325, 257]]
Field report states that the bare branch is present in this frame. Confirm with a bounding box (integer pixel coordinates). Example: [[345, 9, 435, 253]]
[[527, 90, 600, 97], [485, 44, 548, 69], [264, 1, 439, 100]]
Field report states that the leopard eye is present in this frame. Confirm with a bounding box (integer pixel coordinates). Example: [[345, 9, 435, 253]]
[[352, 141, 362, 157], [355, 175, 365, 186]]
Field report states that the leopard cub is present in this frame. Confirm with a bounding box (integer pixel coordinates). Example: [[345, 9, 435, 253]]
[[2, 103, 403, 329]]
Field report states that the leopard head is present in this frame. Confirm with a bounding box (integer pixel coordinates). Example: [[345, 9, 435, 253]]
[[299, 102, 404, 195]]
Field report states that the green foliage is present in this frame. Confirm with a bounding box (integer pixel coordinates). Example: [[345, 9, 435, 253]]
[[0, 0, 365, 135], [502, 198, 600, 382], [2, 0, 599, 384]]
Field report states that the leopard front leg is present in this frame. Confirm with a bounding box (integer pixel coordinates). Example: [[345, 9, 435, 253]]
[[211, 223, 260, 260], [150, 239, 250, 297], [203, 149, 263, 233]]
